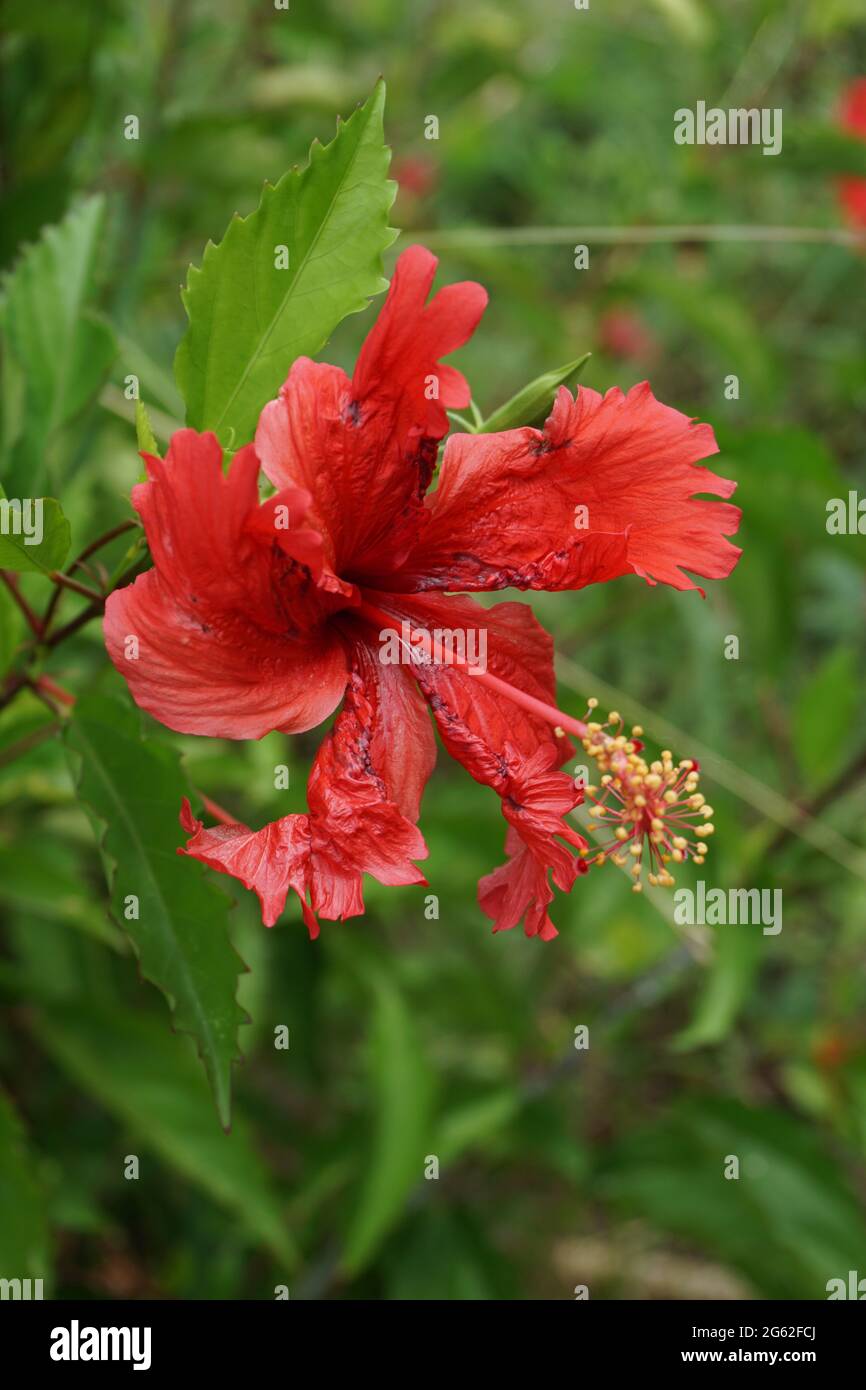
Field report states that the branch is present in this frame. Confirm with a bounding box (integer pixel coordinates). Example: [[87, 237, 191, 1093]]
[[42, 519, 139, 634], [48, 571, 103, 603], [44, 558, 148, 649], [0, 721, 60, 769], [0, 571, 43, 638]]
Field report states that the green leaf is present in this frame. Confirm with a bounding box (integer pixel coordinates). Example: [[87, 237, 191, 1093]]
[[341, 962, 435, 1276], [792, 645, 859, 793], [0, 578, 23, 678], [0, 838, 122, 948], [64, 695, 247, 1128], [0, 196, 116, 491], [134, 398, 160, 459], [0, 1087, 51, 1289], [436, 1089, 520, 1165], [784, 123, 866, 176], [36, 1002, 296, 1268], [673, 923, 763, 1051], [475, 353, 591, 433], [599, 1097, 866, 1297], [0, 484, 70, 574], [175, 79, 396, 448]]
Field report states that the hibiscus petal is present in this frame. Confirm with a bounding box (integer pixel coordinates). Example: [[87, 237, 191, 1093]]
[[178, 655, 430, 932], [255, 245, 487, 579], [368, 592, 585, 938], [306, 664, 430, 919], [179, 797, 317, 934], [395, 381, 741, 594], [104, 429, 350, 738]]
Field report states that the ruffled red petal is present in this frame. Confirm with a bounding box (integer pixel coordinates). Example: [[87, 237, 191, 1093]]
[[104, 429, 350, 738], [178, 652, 430, 932], [367, 592, 585, 937], [179, 797, 318, 935], [254, 245, 487, 578], [395, 382, 741, 595]]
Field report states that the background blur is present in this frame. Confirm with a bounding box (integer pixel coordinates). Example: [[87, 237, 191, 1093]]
[[2, 0, 866, 1300]]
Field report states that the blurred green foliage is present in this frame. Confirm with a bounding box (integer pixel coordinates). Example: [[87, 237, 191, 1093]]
[[1, 0, 866, 1301]]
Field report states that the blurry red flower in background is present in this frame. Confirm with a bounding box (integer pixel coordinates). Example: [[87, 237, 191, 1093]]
[[597, 306, 658, 363], [838, 77, 866, 228], [392, 154, 439, 200], [106, 246, 741, 941]]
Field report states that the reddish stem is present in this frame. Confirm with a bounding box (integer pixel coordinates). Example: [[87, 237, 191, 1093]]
[[0, 570, 43, 638], [34, 675, 76, 707], [48, 571, 103, 603], [356, 599, 590, 740], [200, 792, 239, 826]]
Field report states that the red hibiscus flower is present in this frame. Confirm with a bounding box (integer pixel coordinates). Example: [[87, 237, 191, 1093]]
[[838, 77, 866, 228], [105, 245, 741, 941]]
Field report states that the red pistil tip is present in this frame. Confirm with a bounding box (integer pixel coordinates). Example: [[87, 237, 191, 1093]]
[[580, 708, 712, 892]]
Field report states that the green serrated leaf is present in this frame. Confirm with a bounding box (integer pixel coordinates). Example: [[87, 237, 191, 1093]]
[[341, 961, 435, 1275], [476, 353, 592, 433], [0, 196, 117, 491], [64, 694, 247, 1128], [0, 484, 70, 574], [36, 1002, 296, 1268], [175, 79, 397, 447], [0, 1087, 51, 1289]]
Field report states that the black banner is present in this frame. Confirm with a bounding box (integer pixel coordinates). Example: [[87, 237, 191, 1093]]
[[4, 1298, 863, 1374]]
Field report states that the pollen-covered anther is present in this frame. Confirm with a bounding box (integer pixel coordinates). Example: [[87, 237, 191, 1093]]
[[578, 704, 711, 892]]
